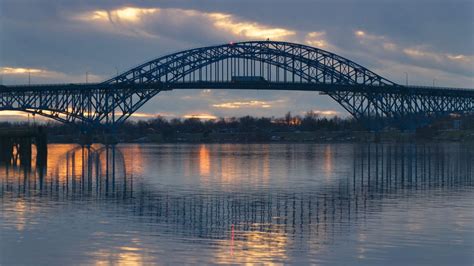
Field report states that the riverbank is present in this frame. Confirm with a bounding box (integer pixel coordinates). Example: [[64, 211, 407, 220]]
[[47, 129, 474, 144]]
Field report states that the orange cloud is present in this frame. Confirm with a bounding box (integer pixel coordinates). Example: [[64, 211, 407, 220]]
[[129, 112, 176, 118], [212, 100, 272, 109], [73, 7, 296, 41], [183, 114, 217, 120], [354, 30, 397, 52], [208, 13, 295, 40], [305, 31, 331, 49], [76, 7, 159, 23], [1, 66, 103, 84], [0, 110, 30, 117], [1, 67, 43, 74]]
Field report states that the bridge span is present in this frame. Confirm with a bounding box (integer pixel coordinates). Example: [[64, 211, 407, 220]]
[[1, 41, 473, 130]]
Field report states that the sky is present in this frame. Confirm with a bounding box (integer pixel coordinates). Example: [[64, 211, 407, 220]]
[[1, 0, 473, 121]]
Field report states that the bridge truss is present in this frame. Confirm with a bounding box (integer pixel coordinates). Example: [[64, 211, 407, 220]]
[[1, 41, 473, 130]]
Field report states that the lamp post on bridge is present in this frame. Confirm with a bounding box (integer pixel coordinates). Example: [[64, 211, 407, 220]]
[[404, 72, 408, 86]]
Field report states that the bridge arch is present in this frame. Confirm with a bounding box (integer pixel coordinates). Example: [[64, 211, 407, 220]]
[[99, 41, 401, 124], [106, 41, 396, 86]]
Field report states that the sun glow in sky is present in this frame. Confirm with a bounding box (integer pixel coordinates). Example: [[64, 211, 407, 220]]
[[74, 6, 297, 41], [183, 114, 218, 120], [1, 67, 43, 74], [77, 7, 159, 23], [212, 100, 273, 109], [208, 13, 296, 40]]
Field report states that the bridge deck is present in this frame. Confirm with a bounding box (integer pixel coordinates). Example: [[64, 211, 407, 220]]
[[2, 82, 474, 97]]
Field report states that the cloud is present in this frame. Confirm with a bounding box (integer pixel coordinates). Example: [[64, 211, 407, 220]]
[[183, 114, 217, 120], [0, 110, 61, 122], [305, 31, 333, 50], [208, 13, 295, 40], [403, 47, 474, 66], [1, 67, 62, 78], [129, 112, 161, 118], [80, 7, 159, 24], [72, 6, 296, 41], [73, 7, 160, 38], [354, 29, 474, 68], [212, 100, 274, 109], [0, 110, 30, 117], [1, 66, 103, 84], [372, 58, 474, 88], [352, 29, 474, 82], [354, 30, 398, 52], [0, 110, 51, 123]]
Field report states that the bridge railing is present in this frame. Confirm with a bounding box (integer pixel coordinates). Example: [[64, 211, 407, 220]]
[[406, 85, 474, 92]]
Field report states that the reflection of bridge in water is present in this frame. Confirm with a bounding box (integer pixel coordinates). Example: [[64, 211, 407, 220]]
[[1, 143, 472, 249], [0, 128, 47, 170]]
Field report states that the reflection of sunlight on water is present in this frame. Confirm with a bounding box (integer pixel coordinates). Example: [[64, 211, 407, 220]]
[[324, 145, 333, 181], [13, 200, 28, 231], [89, 240, 156, 266], [8, 144, 37, 167], [116, 144, 145, 177], [47, 144, 81, 179], [199, 145, 210, 176], [191, 144, 271, 189], [0, 199, 39, 232], [218, 144, 270, 188], [213, 223, 289, 264]]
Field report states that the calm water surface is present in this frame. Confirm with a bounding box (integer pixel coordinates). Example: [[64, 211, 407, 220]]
[[0, 143, 473, 265]]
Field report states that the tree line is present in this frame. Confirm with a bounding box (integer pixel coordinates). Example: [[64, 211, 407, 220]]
[[0, 111, 472, 140]]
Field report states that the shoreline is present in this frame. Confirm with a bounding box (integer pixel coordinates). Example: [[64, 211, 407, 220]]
[[47, 129, 474, 144]]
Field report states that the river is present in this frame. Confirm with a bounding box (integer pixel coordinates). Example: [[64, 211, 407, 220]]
[[0, 143, 473, 265]]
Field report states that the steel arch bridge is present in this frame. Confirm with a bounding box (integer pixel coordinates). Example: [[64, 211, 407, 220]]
[[1, 41, 473, 130]]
